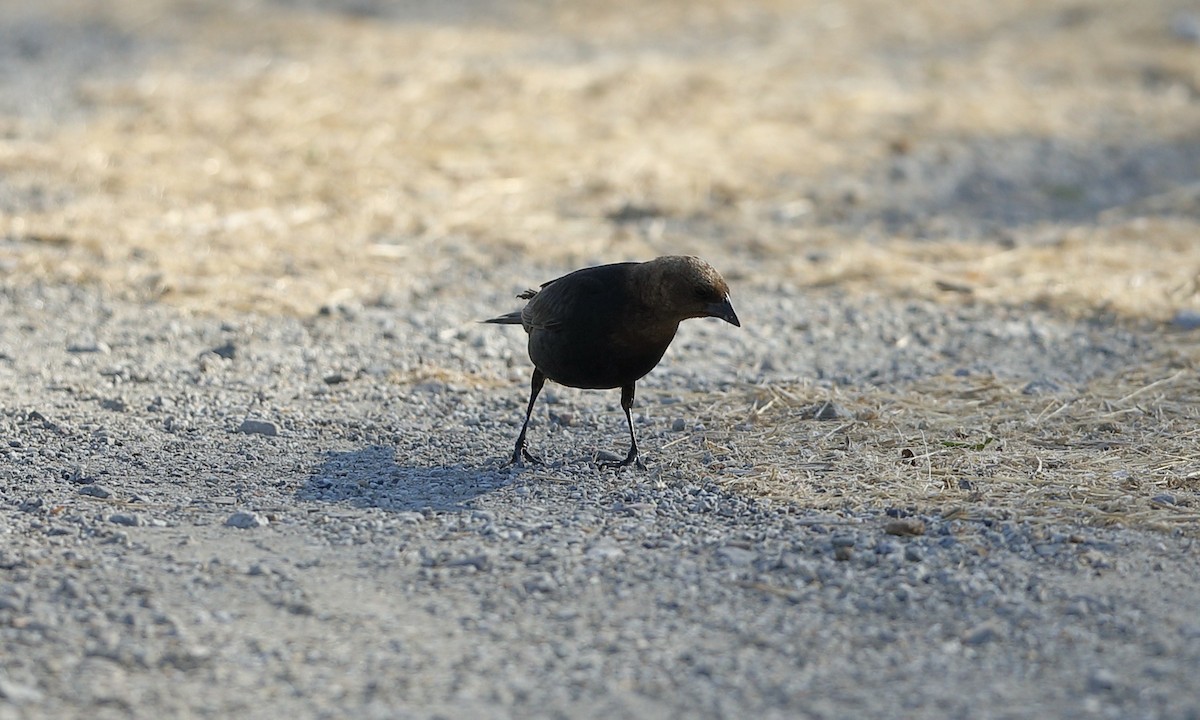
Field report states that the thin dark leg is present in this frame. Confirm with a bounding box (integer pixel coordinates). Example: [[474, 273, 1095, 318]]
[[511, 368, 545, 465], [601, 382, 647, 470]]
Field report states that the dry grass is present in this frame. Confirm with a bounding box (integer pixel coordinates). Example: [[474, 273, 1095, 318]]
[[797, 221, 1200, 320], [2, 0, 1199, 318], [667, 347, 1200, 533]]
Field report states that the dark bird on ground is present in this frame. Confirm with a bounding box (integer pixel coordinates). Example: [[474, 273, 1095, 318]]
[[484, 256, 740, 469]]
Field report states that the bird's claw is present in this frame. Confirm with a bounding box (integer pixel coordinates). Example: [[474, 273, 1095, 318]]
[[510, 446, 543, 466], [599, 452, 647, 471]]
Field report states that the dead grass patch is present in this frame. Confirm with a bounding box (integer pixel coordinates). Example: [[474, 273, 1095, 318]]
[[666, 349, 1200, 533], [1, 0, 1198, 320], [788, 219, 1200, 320]]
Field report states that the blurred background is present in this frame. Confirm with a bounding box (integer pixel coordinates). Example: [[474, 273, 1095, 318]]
[[1, 0, 1198, 319]]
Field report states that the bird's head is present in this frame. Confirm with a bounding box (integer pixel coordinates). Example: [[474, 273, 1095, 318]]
[[644, 256, 740, 327]]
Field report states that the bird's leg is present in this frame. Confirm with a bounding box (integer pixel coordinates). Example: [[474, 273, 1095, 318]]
[[601, 383, 647, 470], [511, 369, 546, 465]]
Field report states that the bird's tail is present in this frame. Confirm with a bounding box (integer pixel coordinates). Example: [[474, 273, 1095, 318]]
[[482, 288, 538, 324], [482, 311, 523, 324]]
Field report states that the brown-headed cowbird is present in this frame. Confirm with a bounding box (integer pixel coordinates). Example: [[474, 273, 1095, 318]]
[[485, 256, 740, 469]]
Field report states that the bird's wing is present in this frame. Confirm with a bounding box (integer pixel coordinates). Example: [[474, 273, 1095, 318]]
[[521, 265, 627, 332]]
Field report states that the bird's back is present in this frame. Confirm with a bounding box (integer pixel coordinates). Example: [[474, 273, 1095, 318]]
[[522, 263, 676, 389]]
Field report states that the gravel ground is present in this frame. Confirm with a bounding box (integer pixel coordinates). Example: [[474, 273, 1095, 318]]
[[2, 282, 1198, 720], [2, 1, 1200, 718]]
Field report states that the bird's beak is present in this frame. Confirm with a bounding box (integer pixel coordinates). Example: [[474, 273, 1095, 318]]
[[705, 297, 740, 327]]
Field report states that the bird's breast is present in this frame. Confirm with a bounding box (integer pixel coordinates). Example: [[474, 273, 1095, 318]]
[[528, 328, 673, 390]]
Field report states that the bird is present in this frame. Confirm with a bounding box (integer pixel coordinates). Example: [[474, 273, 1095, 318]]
[[484, 255, 740, 469]]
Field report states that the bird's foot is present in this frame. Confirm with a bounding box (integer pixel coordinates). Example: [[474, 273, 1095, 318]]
[[599, 450, 647, 471], [510, 446, 544, 466]]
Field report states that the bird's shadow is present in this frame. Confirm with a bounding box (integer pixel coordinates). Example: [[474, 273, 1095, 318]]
[[298, 445, 501, 512]]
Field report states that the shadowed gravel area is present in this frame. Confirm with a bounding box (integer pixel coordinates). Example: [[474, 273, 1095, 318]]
[[2, 282, 1198, 719]]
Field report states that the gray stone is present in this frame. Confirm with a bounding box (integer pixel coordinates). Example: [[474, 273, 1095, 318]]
[[238, 419, 278, 436], [0, 677, 43, 705], [225, 512, 269, 529]]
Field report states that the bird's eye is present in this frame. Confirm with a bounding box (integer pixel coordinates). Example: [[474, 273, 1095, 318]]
[[694, 287, 715, 301]]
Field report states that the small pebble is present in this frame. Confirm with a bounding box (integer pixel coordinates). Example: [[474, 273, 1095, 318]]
[[225, 512, 269, 529], [586, 539, 626, 561], [109, 513, 144, 527], [1170, 13, 1200, 44], [1022, 379, 1062, 395], [716, 546, 757, 567], [962, 623, 1000, 646], [66, 341, 110, 354], [523, 573, 558, 595], [79, 485, 113, 499], [238, 419, 278, 437], [1087, 668, 1118, 692], [0, 677, 44, 705], [444, 554, 492, 571], [100, 398, 127, 412], [594, 450, 623, 463], [209, 342, 237, 359], [1079, 549, 1113, 570], [804, 401, 848, 420], [884, 518, 926, 537], [1034, 544, 1057, 558]]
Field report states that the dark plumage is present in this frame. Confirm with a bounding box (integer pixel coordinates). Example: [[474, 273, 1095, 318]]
[[485, 256, 740, 469]]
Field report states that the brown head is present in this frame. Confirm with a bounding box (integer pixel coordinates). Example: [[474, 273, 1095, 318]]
[[634, 256, 740, 327]]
